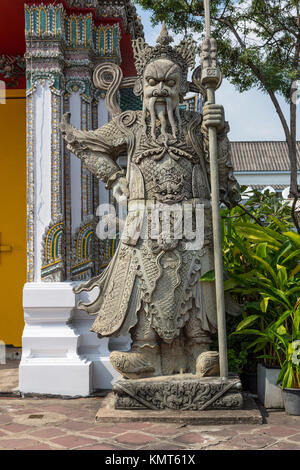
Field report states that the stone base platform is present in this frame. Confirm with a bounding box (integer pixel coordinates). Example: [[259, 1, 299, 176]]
[[96, 393, 263, 425], [95, 374, 263, 425], [113, 374, 244, 411]]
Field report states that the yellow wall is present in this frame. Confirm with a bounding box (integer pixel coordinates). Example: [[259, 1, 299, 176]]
[[0, 88, 26, 346]]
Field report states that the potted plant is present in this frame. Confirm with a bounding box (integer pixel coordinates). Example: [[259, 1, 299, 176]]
[[221, 190, 300, 408], [227, 317, 258, 394], [276, 299, 300, 415], [209, 315, 259, 393]]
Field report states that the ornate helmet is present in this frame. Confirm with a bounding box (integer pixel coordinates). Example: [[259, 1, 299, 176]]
[[132, 22, 197, 97]]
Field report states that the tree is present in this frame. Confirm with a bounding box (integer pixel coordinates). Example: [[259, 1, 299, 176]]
[[135, 0, 300, 225]]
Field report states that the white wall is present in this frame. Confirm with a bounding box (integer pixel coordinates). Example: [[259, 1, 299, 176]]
[[235, 172, 298, 187]]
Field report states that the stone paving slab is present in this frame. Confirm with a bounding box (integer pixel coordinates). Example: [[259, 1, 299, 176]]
[[0, 361, 20, 395], [0, 396, 299, 450]]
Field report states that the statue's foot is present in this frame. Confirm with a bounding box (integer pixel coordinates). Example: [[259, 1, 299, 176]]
[[185, 341, 211, 374], [196, 351, 220, 377], [110, 346, 161, 380]]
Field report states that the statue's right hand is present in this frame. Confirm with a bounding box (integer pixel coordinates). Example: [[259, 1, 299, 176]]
[[60, 112, 71, 132], [60, 113, 76, 144], [112, 177, 129, 204]]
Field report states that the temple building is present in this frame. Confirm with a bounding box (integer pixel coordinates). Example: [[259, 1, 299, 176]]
[[231, 141, 300, 196], [0, 0, 298, 395], [1, 0, 144, 395]]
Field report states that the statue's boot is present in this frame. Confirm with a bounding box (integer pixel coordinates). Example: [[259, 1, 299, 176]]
[[185, 338, 211, 374], [110, 345, 161, 380], [196, 351, 220, 377]]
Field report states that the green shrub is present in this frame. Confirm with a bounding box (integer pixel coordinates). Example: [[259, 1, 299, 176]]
[[221, 189, 300, 385]]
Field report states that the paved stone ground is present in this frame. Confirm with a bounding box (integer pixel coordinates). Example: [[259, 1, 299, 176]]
[[1, 362, 300, 450], [0, 396, 300, 450], [0, 361, 19, 394]]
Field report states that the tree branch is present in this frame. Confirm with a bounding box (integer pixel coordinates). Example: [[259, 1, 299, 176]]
[[288, 5, 300, 198], [219, 17, 292, 147], [291, 196, 300, 234], [236, 204, 264, 227]]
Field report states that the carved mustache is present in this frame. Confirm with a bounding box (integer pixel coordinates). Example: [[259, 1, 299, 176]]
[[148, 96, 178, 142]]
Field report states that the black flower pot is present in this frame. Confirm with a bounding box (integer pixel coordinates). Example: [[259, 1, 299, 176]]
[[240, 372, 257, 394]]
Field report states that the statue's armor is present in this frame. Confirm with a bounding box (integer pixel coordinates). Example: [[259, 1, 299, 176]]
[[62, 108, 239, 346], [134, 140, 202, 202]]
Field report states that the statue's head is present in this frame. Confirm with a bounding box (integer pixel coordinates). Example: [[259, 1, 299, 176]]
[[143, 59, 181, 109], [132, 23, 196, 143]]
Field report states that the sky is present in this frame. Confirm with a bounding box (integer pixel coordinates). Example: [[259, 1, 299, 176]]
[[136, 6, 300, 142]]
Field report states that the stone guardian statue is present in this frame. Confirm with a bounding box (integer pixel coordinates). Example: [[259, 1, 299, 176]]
[[60, 24, 240, 382]]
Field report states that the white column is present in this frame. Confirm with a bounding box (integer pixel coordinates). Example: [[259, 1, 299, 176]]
[[70, 91, 82, 233], [34, 81, 52, 281], [19, 282, 92, 397], [98, 97, 109, 205]]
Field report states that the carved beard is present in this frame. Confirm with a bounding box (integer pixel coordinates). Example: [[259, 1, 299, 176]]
[[142, 96, 182, 144]]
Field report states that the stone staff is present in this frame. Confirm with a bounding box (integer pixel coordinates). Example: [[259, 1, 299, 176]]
[[201, 0, 228, 378]]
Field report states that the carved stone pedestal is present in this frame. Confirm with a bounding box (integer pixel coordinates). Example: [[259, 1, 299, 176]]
[[113, 375, 243, 411], [96, 375, 263, 425]]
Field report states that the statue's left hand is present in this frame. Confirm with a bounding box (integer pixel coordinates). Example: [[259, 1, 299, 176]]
[[202, 103, 225, 133]]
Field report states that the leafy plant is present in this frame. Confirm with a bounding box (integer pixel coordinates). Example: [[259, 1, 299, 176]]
[[210, 315, 252, 374], [221, 190, 300, 387], [227, 339, 253, 375], [275, 299, 300, 389]]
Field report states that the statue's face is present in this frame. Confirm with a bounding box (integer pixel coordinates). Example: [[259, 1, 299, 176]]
[[143, 59, 181, 111]]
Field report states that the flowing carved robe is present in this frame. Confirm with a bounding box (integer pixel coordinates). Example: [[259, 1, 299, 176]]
[[63, 108, 240, 344]]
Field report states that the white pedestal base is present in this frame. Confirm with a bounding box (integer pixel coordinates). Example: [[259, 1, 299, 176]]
[[19, 361, 92, 397], [19, 282, 131, 396], [19, 282, 92, 396]]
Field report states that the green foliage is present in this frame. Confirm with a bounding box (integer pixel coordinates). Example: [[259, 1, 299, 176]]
[[135, 0, 300, 102], [276, 307, 300, 389], [210, 315, 256, 374], [222, 189, 300, 388], [199, 269, 215, 281], [227, 346, 248, 375]]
